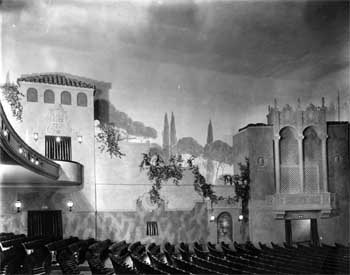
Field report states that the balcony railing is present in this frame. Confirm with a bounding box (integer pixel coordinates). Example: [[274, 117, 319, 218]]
[[272, 192, 336, 219], [0, 100, 60, 179]]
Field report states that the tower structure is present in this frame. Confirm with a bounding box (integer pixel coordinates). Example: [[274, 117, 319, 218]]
[[267, 98, 333, 218]]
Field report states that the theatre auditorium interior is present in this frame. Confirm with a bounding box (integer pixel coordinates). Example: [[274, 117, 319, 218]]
[[0, 1, 349, 275], [0, 71, 348, 274]]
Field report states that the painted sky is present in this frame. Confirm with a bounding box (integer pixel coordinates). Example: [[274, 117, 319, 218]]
[[1, 0, 349, 145]]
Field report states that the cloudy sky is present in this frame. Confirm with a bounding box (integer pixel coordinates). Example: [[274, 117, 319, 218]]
[[1, 0, 349, 145]]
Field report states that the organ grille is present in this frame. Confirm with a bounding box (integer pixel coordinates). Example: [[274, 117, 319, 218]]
[[45, 136, 71, 161]]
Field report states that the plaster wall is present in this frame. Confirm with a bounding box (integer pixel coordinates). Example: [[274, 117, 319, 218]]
[[247, 126, 275, 200], [232, 129, 249, 172], [248, 199, 285, 245]]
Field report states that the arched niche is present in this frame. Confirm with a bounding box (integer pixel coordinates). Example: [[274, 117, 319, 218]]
[[279, 126, 299, 165], [303, 126, 321, 192], [217, 212, 233, 243], [61, 91, 71, 105], [279, 126, 300, 193], [77, 92, 87, 107], [27, 88, 38, 102], [44, 89, 55, 104]]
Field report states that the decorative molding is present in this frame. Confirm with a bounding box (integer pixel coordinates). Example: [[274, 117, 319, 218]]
[[272, 193, 336, 218]]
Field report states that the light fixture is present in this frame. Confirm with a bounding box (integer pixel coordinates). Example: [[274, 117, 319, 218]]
[[30, 157, 35, 163], [15, 200, 22, 213], [33, 132, 38, 142], [77, 135, 83, 144], [238, 214, 244, 221], [55, 136, 61, 143], [67, 201, 74, 212], [34, 159, 40, 166], [2, 129, 8, 137], [210, 215, 215, 222], [18, 147, 23, 154]]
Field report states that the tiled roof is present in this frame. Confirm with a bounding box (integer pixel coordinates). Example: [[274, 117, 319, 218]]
[[18, 73, 96, 89]]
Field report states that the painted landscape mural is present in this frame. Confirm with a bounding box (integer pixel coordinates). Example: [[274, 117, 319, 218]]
[[94, 96, 234, 187]]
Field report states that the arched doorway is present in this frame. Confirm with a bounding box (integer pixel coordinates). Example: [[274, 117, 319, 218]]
[[217, 212, 233, 243]]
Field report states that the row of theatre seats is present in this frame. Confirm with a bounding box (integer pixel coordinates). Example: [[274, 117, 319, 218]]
[[0, 232, 349, 275]]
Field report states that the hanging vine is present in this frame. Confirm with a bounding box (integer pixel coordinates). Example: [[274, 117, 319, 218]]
[[220, 158, 250, 221], [95, 123, 125, 159], [140, 151, 250, 209], [1, 82, 24, 121], [140, 153, 184, 206]]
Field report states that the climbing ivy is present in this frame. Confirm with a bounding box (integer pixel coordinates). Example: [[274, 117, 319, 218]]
[[1, 83, 24, 121], [95, 123, 125, 159]]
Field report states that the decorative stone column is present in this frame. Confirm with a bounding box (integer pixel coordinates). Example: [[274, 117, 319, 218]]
[[321, 135, 328, 192], [297, 134, 304, 193], [274, 135, 281, 193]]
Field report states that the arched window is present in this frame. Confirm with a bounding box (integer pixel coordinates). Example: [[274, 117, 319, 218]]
[[61, 91, 71, 105], [44, 89, 55, 104], [77, 92, 87, 107], [27, 88, 38, 102]]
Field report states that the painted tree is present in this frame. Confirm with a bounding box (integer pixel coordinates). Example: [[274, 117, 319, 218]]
[[206, 119, 214, 183], [204, 140, 233, 182], [170, 112, 177, 155], [162, 113, 170, 160], [207, 120, 213, 144], [176, 137, 204, 157]]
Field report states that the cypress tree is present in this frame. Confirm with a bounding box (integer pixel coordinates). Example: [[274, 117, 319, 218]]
[[170, 112, 177, 154], [162, 113, 170, 159], [207, 120, 213, 144], [206, 119, 214, 184]]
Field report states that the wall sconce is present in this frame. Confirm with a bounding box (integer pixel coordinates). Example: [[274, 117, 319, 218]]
[[238, 214, 244, 221], [30, 157, 35, 163], [67, 201, 74, 212], [34, 159, 40, 166], [15, 200, 22, 213], [55, 136, 61, 143], [33, 132, 38, 142], [18, 147, 23, 154], [77, 135, 83, 144], [2, 129, 8, 137], [209, 215, 216, 222]]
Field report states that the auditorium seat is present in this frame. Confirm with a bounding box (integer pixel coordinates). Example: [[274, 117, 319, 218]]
[[68, 238, 96, 265], [178, 242, 191, 261], [0, 233, 348, 275], [147, 251, 187, 275], [22, 237, 56, 275], [172, 254, 223, 275], [86, 240, 114, 275], [130, 254, 166, 274]]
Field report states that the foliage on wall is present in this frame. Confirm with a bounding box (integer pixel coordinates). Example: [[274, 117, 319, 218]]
[[140, 153, 184, 206], [1, 83, 24, 121], [95, 122, 125, 158], [140, 141, 249, 209], [221, 158, 250, 221]]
